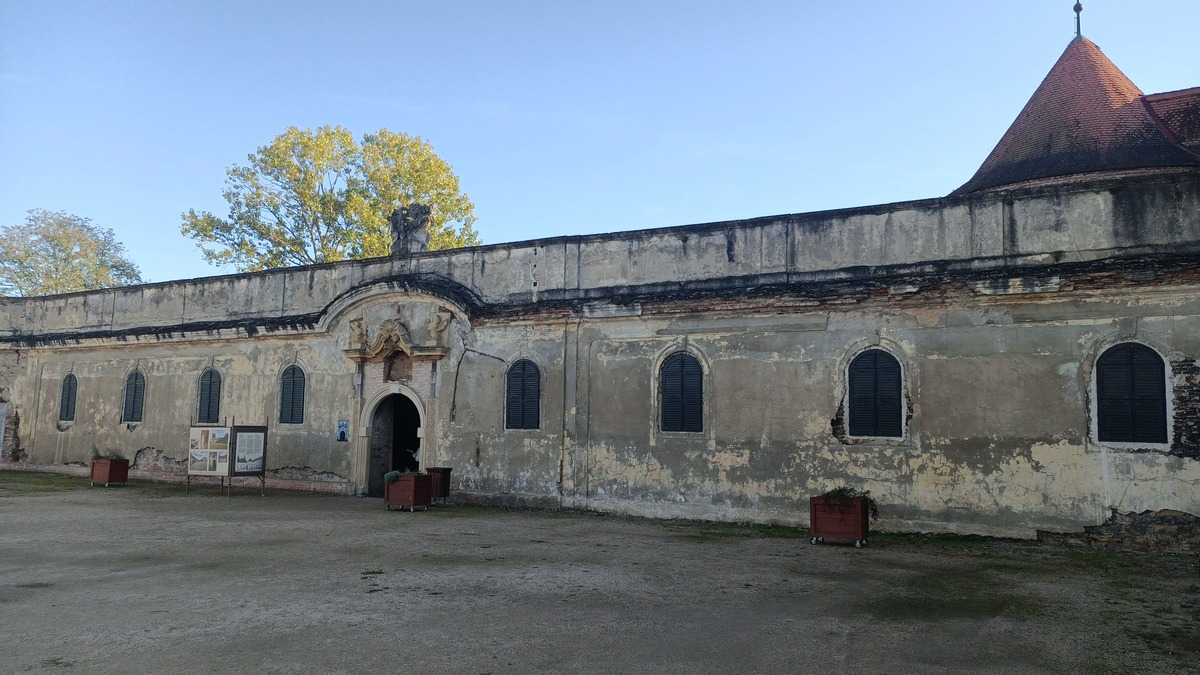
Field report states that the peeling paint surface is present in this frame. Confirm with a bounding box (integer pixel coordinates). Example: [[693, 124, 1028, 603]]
[[2, 175, 1200, 536]]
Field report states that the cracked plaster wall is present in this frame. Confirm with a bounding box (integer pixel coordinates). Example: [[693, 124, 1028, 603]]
[[4, 284, 1200, 536], [2, 174, 1200, 534], [2, 174, 1198, 340]]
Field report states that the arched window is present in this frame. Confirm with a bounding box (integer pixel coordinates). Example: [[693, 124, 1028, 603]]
[[1096, 343, 1167, 444], [505, 360, 540, 430], [59, 374, 78, 422], [279, 365, 305, 424], [848, 349, 903, 438], [660, 352, 702, 433], [197, 368, 222, 424], [122, 370, 146, 423]]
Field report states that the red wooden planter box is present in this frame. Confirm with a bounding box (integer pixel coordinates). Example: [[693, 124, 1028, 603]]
[[90, 458, 130, 487], [809, 496, 870, 547], [425, 467, 452, 502], [385, 474, 432, 512]]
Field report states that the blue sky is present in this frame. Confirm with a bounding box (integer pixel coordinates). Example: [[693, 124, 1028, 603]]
[[1, 1, 1197, 283]]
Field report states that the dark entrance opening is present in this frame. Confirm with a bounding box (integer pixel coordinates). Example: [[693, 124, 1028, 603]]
[[366, 393, 421, 497]]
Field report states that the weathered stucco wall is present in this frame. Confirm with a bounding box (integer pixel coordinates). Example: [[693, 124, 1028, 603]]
[[0, 348, 18, 458], [11, 336, 359, 482], [536, 288, 1200, 535], [2, 173, 1200, 536], [2, 173, 1198, 340], [12, 277, 1199, 538]]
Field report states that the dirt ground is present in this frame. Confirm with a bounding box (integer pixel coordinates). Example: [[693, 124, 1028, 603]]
[[1, 471, 1197, 674]]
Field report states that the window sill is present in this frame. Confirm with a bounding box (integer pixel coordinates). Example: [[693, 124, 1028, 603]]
[[123, 422, 141, 431], [1093, 440, 1172, 453], [838, 434, 910, 448], [56, 421, 74, 432]]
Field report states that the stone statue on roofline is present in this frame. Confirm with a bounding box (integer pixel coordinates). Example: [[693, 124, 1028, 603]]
[[389, 203, 431, 257]]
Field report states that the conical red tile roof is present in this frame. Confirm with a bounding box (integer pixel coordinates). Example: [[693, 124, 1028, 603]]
[[954, 37, 1200, 195]]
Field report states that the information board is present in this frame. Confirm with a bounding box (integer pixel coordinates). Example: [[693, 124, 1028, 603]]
[[230, 426, 267, 476], [188, 426, 231, 476]]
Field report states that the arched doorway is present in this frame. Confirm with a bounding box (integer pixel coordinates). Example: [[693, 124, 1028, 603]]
[[366, 393, 422, 497]]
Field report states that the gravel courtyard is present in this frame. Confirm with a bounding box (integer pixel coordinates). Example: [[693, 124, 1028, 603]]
[[1, 471, 1197, 674]]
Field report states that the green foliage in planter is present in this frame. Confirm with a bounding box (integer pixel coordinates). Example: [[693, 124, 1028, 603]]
[[383, 470, 402, 483], [821, 486, 880, 521]]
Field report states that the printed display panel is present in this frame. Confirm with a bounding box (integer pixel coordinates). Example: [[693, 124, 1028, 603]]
[[231, 426, 267, 476], [188, 427, 231, 476]]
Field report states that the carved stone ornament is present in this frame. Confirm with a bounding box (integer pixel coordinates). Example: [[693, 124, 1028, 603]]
[[428, 310, 453, 347], [364, 319, 414, 360], [348, 317, 367, 350], [389, 203, 432, 257], [343, 307, 452, 364]]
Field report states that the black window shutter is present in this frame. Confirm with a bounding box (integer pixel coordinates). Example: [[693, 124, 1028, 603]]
[[60, 374, 77, 422], [280, 366, 304, 424], [848, 352, 877, 436], [506, 360, 539, 430], [661, 353, 702, 433], [681, 355, 702, 432], [522, 362, 540, 430], [875, 353, 903, 437], [123, 371, 145, 422], [505, 363, 523, 429], [198, 369, 221, 424], [1097, 343, 1166, 444], [849, 350, 903, 438]]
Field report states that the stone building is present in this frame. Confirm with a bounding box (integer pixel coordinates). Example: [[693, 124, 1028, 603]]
[[2, 31, 1199, 537]]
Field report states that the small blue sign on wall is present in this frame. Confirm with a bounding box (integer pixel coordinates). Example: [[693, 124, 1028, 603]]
[[336, 419, 350, 442]]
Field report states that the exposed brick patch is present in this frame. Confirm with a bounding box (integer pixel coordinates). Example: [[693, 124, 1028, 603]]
[[1038, 508, 1200, 553], [1, 404, 22, 462], [130, 446, 185, 475], [268, 465, 348, 484], [830, 401, 848, 443], [1171, 359, 1200, 459]]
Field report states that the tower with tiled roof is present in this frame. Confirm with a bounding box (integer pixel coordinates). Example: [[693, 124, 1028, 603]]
[[954, 9, 1200, 195]]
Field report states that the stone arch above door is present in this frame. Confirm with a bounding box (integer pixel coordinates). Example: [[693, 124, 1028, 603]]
[[359, 382, 427, 439]]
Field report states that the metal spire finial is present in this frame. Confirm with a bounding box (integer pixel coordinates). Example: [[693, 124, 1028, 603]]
[[1074, 2, 1083, 37]]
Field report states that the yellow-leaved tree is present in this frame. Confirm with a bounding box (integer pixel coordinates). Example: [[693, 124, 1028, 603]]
[[0, 210, 143, 296], [180, 126, 479, 271]]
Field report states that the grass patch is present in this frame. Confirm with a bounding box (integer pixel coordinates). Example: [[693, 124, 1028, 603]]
[[859, 564, 1042, 622], [0, 470, 90, 495], [422, 504, 498, 518], [0, 470, 248, 499], [864, 594, 1042, 622]]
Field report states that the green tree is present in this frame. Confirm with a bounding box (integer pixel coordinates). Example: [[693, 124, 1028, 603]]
[[180, 126, 479, 271], [0, 210, 143, 297]]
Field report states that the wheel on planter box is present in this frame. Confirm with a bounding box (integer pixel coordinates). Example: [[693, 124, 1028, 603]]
[[854, 539, 863, 548], [809, 537, 818, 545]]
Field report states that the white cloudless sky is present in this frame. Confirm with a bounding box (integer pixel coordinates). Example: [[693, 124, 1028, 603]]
[[1, 1, 1197, 283]]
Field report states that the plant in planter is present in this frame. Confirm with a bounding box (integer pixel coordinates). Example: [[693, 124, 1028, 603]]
[[90, 450, 130, 487], [384, 471, 432, 512], [809, 486, 879, 548]]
